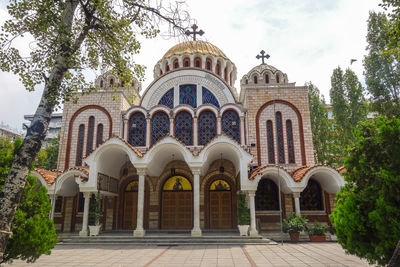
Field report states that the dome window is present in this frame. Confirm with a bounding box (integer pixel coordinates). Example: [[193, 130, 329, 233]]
[[224, 67, 228, 81], [173, 59, 179, 69], [253, 75, 258, 84], [194, 57, 201, 68], [110, 78, 114, 86], [276, 74, 280, 83], [160, 69, 163, 75], [265, 74, 269, 84], [216, 61, 221, 76], [206, 58, 212, 71], [183, 57, 190, 67], [100, 79, 103, 88], [165, 64, 170, 72], [245, 79, 248, 85]]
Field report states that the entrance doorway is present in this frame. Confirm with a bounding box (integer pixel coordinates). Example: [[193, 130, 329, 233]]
[[161, 176, 193, 229], [123, 181, 138, 229], [209, 179, 232, 229]]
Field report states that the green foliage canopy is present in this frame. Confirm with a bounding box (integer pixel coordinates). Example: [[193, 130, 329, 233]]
[[330, 116, 400, 266], [237, 192, 250, 225]]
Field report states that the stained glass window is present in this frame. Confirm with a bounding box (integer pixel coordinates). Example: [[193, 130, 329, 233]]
[[96, 124, 103, 147], [255, 179, 279, 210], [276, 112, 285, 164], [300, 179, 323, 210], [174, 111, 193, 145], [222, 110, 240, 143], [179, 84, 197, 108], [198, 111, 216, 145], [129, 112, 146, 146], [86, 116, 95, 155], [158, 88, 174, 109], [286, 120, 295, 163], [202, 87, 220, 108], [151, 112, 170, 144], [76, 124, 85, 166], [267, 120, 275, 164]]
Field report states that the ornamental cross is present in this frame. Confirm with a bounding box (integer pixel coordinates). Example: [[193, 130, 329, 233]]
[[185, 24, 204, 41], [256, 50, 270, 64]]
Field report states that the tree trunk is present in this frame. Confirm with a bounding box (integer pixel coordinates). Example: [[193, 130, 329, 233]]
[[388, 239, 400, 267], [0, 0, 80, 262]]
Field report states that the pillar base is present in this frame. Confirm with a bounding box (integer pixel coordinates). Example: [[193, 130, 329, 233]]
[[249, 229, 259, 237], [133, 229, 146, 237], [191, 228, 202, 237], [79, 230, 88, 236]]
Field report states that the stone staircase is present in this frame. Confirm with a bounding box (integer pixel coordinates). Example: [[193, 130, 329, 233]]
[[58, 230, 276, 246]]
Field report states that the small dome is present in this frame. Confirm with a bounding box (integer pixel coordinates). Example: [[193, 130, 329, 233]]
[[247, 64, 279, 75], [241, 63, 288, 86], [161, 41, 228, 61]]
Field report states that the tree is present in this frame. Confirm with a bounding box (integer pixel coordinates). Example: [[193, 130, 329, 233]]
[[33, 135, 60, 170], [330, 116, 400, 266], [381, 0, 400, 60], [0, 137, 57, 264], [0, 0, 190, 261], [363, 11, 400, 118], [306, 82, 335, 165], [329, 67, 367, 165]]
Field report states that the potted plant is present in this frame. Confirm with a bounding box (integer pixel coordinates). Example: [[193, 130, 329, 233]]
[[306, 221, 327, 242], [281, 213, 308, 242], [88, 192, 102, 236], [237, 191, 250, 236]]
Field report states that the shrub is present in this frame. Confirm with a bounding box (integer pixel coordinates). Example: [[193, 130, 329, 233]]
[[281, 213, 308, 234]]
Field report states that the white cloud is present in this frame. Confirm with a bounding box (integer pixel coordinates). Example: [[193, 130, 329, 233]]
[[0, 0, 383, 130]]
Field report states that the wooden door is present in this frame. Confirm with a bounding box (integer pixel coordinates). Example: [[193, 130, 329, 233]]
[[123, 191, 138, 229], [210, 191, 232, 229], [161, 191, 192, 229]]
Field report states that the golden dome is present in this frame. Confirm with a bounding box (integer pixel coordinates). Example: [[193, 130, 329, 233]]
[[161, 41, 228, 60]]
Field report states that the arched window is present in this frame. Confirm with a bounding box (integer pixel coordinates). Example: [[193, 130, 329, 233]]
[[174, 111, 193, 145], [183, 57, 190, 67], [151, 112, 169, 144], [96, 124, 103, 147], [286, 120, 295, 163], [76, 124, 85, 166], [245, 79, 248, 84], [129, 112, 146, 146], [265, 74, 269, 84], [202, 87, 220, 108], [100, 79, 103, 88], [198, 111, 216, 145], [276, 112, 285, 164], [224, 67, 228, 81], [158, 88, 174, 109], [86, 116, 95, 155], [179, 84, 197, 108], [194, 57, 201, 68], [256, 179, 279, 210], [222, 110, 240, 143], [173, 59, 179, 69], [300, 179, 323, 210], [110, 78, 114, 86], [230, 72, 233, 86], [206, 58, 212, 71], [216, 62, 221, 76], [267, 120, 275, 164], [160, 69, 163, 75], [165, 64, 170, 72], [253, 75, 258, 84], [276, 74, 280, 83]]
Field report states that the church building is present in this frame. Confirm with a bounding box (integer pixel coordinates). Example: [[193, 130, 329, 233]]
[[32, 35, 344, 237]]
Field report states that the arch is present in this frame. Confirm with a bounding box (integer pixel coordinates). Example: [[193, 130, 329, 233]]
[[198, 110, 217, 146], [54, 169, 87, 196], [173, 58, 179, 69], [194, 57, 201, 68], [299, 166, 345, 194], [183, 57, 190, 67], [76, 124, 85, 166], [65, 105, 112, 169], [125, 107, 147, 122], [129, 112, 146, 146], [255, 178, 279, 211], [251, 166, 296, 194], [151, 111, 170, 144], [255, 100, 306, 166], [148, 106, 170, 117], [300, 179, 323, 210], [221, 110, 240, 143], [196, 105, 219, 118], [206, 58, 212, 71], [173, 105, 195, 117], [174, 110, 193, 146], [253, 75, 258, 84], [86, 116, 95, 155]]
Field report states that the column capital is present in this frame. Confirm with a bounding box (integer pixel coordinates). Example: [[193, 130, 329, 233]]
[[137, 168, 147, 176], [292, 192, 301, 198], [246, 190, 257, 197], [191, 167, 201, 175], [83, 192, 92, 198]]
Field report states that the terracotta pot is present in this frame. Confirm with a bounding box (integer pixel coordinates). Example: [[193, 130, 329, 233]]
[[289, 232, 300, 242], [309, 235, 326, 242]]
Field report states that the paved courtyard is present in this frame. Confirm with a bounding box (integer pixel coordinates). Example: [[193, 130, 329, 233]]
[[5, 243, 370, 267]]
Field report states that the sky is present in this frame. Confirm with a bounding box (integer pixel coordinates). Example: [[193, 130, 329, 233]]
[[0, 0, 383, 132]]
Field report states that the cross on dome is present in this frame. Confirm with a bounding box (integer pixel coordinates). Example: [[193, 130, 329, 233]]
[[185, 24, 204, 41], [256, 50, 270, 65]]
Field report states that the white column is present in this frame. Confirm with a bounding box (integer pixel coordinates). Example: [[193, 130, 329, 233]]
[[134, 168, 146, 237], [49, 194, 56, 220], [197, 84, 202, 106], [293, 192, 301, 215], [217, 116, 222, 135], [124, 118, 129, 141], [169, 117, 174, 136], [248, 191, 258, 236], [146, 117, 150, 148], [191, 168, 202, 236], [193, 117, 198, 146], [239, 115, 245, 145], [79, 192, 92, 236]]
